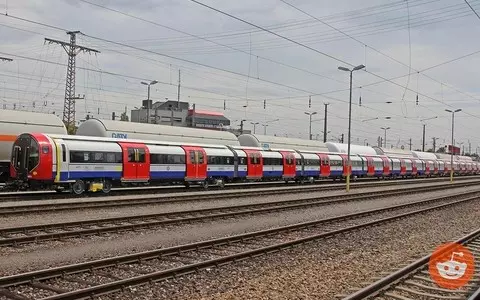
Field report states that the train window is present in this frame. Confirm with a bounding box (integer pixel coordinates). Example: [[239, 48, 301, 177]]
[[106, 153, 117, 163], [197, 151, 204, 164], [94, 152, 104, 162], [239, 157, 246, 165], [138, 149, 146, 163], [189, 151, 195, 164], [127, 148, 135, 162], [42, 146, 49, 154], [61, 145, 66, 162]]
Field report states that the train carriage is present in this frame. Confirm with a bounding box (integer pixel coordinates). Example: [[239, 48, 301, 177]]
[[295, 152, 320, 180]]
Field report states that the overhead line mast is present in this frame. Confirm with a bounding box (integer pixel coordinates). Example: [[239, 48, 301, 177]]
[[45, 31, 100, 133]]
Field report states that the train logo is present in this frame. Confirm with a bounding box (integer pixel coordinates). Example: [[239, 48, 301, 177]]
[[111, 133, 128, 139], [428, 243, 475, 289]]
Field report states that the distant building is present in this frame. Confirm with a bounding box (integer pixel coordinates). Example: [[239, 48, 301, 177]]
[[130, 100, 231, 130]]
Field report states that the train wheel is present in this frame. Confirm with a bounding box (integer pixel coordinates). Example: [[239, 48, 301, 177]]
[[217, 178, 225, 189], [71, 180, 85, 195], [102, 180, 112, 194], [201, 180, 209, 190], [184, 181, 191, 188]]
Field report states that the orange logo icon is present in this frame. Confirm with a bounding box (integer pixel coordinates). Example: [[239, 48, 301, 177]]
[[428, 243, 475, 289]]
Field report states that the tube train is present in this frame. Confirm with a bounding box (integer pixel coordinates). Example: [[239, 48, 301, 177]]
[[9, 132, 480, 195]]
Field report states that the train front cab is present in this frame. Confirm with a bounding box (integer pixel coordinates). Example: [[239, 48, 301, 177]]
[[10, 133, 53, 189]]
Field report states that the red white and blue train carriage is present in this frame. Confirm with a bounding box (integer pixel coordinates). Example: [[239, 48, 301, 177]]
[[9, 132, 480, 194]]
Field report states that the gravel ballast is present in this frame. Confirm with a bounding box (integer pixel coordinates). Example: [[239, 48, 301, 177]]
[[100, 199, 480, 300], [1, 180, 476, 228], [0, 185, 477, 277]]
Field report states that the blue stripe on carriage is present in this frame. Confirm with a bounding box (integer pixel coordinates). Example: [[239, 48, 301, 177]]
[[150, 171, 185, 179], [330, 170, 343, 176], [207, 171, 235, 178], [374, 171, 383, 176], [303, 170, 320, 176], [262, 171, 283, 177], [352, 170, 364, 176], [66, 171, 122, 180]]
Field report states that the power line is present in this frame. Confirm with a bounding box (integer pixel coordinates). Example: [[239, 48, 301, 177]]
[[464, 0, 480, 20]]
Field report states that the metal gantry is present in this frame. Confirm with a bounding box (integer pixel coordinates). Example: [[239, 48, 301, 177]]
[[45, 31, 99, 133]]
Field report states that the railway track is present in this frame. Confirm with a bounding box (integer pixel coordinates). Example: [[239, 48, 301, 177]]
[[0, 175, 477, 203], [0, 189, 478, 299], [341, 228, 480, 300], [2, 184, 479, 247], [2, 179, 480, 216]]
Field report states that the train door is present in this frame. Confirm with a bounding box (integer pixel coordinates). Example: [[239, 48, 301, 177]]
[[412, 160, 417, 175], [433, 161, 439, 175], [339, 154, 350, 177], [280, 151, 296, 178], [382, 157, 390, 176], [366, 157, 375, 176], [244, 150, 262, 179], [317, 153, 330, 177], [119, 142, 150, 182], [182, 146, 207, 181], [425, 161, 431, 175], [53, 139, 69, 182]]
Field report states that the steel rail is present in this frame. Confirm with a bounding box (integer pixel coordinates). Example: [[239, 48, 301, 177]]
[[0, 193, 478, 300], [2, 184, 479, 247], [1, 179, 479, 216], [0, 175, 477, 203], [341, 228, 480, 300]]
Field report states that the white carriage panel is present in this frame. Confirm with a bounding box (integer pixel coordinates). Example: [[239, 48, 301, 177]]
[[147, 145, 185, 155], [260, 151, 283, 159], [204, 147, 235, 158], [150, 165, 186, 172], [64, 140, 122, 153]]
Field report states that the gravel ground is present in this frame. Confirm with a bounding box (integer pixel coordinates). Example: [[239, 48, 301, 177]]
[[0, 185, 477, 276], [100, 199, 480, 300], [1, 180, 476, 228]]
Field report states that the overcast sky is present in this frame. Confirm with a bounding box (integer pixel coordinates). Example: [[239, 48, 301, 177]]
[[2, 0, 480, 151]]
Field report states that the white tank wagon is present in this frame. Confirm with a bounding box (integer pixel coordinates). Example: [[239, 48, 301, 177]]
[[76, 119, 240, 146], [373, 146, 415, 159], [238, 134, 329, 152], [325, 142, 377, 155], [0, 110, 67, 182]]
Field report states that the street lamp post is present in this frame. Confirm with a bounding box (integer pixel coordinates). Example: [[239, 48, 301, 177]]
[[250, 122, 259, 134], [380, 127, 390, 148], [304, 112, 317, 140], [140, 80, 158, 124], [445, 108, 461, 183], [338, 64, 365, 192], [261, 118, 280, 135]]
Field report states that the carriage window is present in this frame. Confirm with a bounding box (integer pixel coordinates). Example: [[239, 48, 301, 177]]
[[61, 145, 66, 162], [190, 151, 195, 163], [128, 148, 135, 162], [197, 151, 204, 164], [137, 149, 146, 163], [94, 152, 104, 162], [239, 157, 246, 165], [106, 153, 116, 163]]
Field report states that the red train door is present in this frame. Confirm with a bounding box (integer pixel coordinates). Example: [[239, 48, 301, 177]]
[[182, 146, 207, 181], [366, 157, 375, 176], [118, 142, 150, 182], [412, 160, 418, 175], [425, 161, 431, 175], [382, 157, 390, 176], [244, 150, 262, 179], [317, 153, 330, 177], [339, 154, 350, 177], [280, 151, 296, 178]]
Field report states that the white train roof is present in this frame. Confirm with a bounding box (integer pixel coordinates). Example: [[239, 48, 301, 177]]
[[326, 142, 377, 155], [76, 119, 240, 146], [238, 134, 329, 152]]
